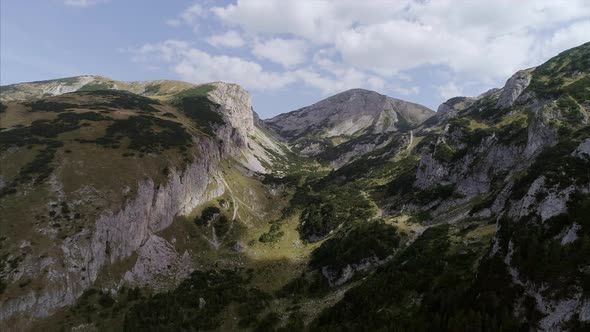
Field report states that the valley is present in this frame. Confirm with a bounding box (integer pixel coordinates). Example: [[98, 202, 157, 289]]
[[0, 42, 589, 332]]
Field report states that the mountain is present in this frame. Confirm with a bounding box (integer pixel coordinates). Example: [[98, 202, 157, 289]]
[[0, 79, 296, 329], [0, 42, 589, 332], [0, 75, 197, 102], [265, 88, 434, 167]]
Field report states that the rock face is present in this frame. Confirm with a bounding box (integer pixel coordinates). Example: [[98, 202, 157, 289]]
[[208, 82, 255, 142], [0, 75, 197, 101], [0, 137, 228, 328], [496, 68, 534, 109], [264, 88, 433, 166], [0, 80, 284, 329], [1, 42, 590, 332], [266, 89, 433, 141]]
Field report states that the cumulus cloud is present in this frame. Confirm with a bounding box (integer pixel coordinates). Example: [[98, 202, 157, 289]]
[[130, 40, 388, 95], [207, 30, 246, 48], [538, 20, 590, 59], [166, 3, 204, 27], [252, 38, 308, 67], [212, 0, 590, 81], [131, 40, 295, 90], [437, 82, 464, 100], [146, 0, 589, 109]]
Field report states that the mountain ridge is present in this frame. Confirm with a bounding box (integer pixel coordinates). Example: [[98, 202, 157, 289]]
[[0, 42, 589, 331]]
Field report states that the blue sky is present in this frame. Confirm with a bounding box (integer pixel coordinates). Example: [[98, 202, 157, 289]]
[[1, 1, 589, 118]]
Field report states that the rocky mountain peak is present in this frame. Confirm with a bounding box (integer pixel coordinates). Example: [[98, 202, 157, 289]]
[[265, 88, 433, 141], [496, 68, 535, 108], [207, 82, 255, 136]]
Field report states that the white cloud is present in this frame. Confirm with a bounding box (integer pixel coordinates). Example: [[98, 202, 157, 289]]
[[131, 40, 295, 90], [294, 67, 385, 95], [149, 0, 589, 108], [391, 85, 420, 97], [252, 38, 308, 67], [130, 40, 388, 95], [180, 4, 204, 24], [166, 3, 204, 28], [539, 20, 590, 59], [207, 31, 246, 48], [437, 82, 464, 100], [64, 0, 106, 7], [212, 0, 590, 82]]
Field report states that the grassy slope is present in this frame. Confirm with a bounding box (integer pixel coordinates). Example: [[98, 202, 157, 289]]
[[4, 43, 590, 331]]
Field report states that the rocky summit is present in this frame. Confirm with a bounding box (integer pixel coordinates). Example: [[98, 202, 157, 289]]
[[0, 42, 589, 332]]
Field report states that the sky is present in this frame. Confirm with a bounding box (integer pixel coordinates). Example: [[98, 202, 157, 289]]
[[1, 1, 589, 118]]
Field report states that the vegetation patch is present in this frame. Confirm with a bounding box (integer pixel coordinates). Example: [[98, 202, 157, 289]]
[[500, 193, 590, 296], [512, 133, 590, 199], [0, 111, 109, 197], [309, 220, 400, 273], [170, 87, 224, 135], [124, 269, 271, 331], [528, 42, 590, 99], [77, 82, 114, 92], [77, 115, 193, 155], [26, 100, 77, 113], [75, 90, 162, 113]]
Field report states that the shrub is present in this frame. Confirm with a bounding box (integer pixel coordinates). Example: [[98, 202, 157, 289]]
[[309, 220, 400, 272]]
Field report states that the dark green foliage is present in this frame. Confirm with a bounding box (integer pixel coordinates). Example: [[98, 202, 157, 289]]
[[168, 85, 224, 135], [512, 134, 590, 199], [259, 221, 285, 243], [496, 117, 529, 145], [26, 100, 77, 113], [194, 206, 220, 226], [503, 193, 590, 294], [433, 142, 456, 162], [557, 95, 586, 124], [171, 94, 224, 135], [387, 167, 417, 195], [395, 115, 414, 132], [280, 270, 328, 299], [319, 133, 390, 162], [194, 206, 231, 237], [214, 215, 231, 236], [172, 85, 215, 99], [80, 115, 192, 154], [77, 82, 114, 92], [528, 42, 590, 99], [414, 184, 458, 203], [469, 195, 496, 215], [0, 278, 6, 294], [563, 75, 590, 103], [291, 169, 378, 241], [98, 292, 115, 308], [448, 117, 494, 146], [0, 102, 7, 113], [313, 225, 523, 331], [123, 270, 271, 331], [0, 84, 19, 94], [298, 201, 338, 241], [0, 112, 108, 197], [256, 312, 281, 331], [75, 90, 162, 113], [142, 84, 161, 95], [309, 220, 400, 272]]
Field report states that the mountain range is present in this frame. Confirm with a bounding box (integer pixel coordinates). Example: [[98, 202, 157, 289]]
[[0, 42, 589, 332]]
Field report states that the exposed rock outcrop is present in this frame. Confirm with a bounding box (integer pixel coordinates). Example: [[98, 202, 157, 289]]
[[496, 68, 534, 109]]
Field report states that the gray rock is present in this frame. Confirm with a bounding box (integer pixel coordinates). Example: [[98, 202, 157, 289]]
[[496, 68, 534, 109]]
